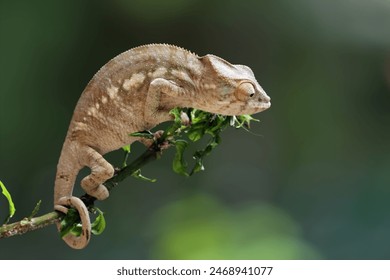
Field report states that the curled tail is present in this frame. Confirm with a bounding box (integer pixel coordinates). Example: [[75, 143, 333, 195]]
[[55, 196, 91, 249], [54, 142, 91, 249]]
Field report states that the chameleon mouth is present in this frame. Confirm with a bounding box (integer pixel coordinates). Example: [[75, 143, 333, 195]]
[[263, 101, 271, 109], [254, 101, 271, 112]]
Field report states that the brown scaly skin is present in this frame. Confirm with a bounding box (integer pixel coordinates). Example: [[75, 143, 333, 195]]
[[54, 44, 271, 249]]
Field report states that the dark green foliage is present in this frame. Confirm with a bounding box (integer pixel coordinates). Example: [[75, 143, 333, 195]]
[[128, 108, 259, 178], [166, 108, 259, 176]]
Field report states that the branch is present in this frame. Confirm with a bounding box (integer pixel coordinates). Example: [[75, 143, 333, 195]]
[[0, 143, 164, 239], [0, 109, 258, 239], [0, 211, 60, 238]]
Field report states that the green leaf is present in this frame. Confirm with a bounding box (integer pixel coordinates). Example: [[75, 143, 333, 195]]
[[169, 107, 182, 123], [232, 114, 259, 129], [172, 140, 189, 176], [132, 169, 157, 182], [190, 134, 221, 175], [60, 208, 81, 238], [187, 125, 206, 142], [122, 144, 131, 153], [70, 224, 82, 236], [165, 108, 188, 137], [0, 180, 16, 224], [91, 207, 106, 235], [60, 206, 107, 238], [191, 151, 205, 174], [130, 131, 154, 139]]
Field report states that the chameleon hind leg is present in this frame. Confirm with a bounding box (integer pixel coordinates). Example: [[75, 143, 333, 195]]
[[80, 147, 114, 200], [54, 144, 113, 249]]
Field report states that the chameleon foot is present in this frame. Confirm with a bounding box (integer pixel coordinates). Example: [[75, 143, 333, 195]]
[[55, 196, 91, 249], [152, 130, 171, 151], [138, 130, 170, 150], [80, 147, 114, 200]]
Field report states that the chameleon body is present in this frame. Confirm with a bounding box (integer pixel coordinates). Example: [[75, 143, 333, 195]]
[[54, 44, 271, 249]]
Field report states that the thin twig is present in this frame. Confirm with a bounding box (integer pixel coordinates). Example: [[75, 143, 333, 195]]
[[0, 212, 60, 238]]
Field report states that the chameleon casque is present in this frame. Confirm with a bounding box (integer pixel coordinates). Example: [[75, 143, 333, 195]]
[[54, 44, 271, 249]]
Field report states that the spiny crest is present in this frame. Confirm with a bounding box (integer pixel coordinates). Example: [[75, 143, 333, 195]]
[[130, 43, 199, 58]]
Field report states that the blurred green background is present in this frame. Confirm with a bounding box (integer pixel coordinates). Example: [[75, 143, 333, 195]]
[[1, 0, 389, 259]]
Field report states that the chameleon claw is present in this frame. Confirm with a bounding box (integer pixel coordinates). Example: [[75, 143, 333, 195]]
[[152, 130, 171, 151], [55, 196, 91, 249], [153, 130, 165, 140]]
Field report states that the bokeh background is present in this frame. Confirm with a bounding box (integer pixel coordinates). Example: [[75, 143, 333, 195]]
[[1, 0, 390, 259]]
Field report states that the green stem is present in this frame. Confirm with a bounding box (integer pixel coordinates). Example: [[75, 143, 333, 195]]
[[0, 212, 60, 238]]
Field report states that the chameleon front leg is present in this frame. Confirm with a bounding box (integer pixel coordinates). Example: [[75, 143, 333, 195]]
[[141, 78, 192, 148], [144, 78, 187, 124], [140, 78, 189, 148]]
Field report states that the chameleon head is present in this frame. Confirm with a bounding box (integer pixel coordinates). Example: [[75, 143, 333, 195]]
[[200, 54, 271, 116]]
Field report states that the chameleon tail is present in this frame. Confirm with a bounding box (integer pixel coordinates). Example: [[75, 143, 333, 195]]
[[55, 196, 91, 249], [54, 143, 91, 249]]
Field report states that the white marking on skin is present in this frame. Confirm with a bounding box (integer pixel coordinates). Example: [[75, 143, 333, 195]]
[[122, 79, 131, 90], [107, 85, 118, 99], [88, 107, 98, 117], [174, 52, 185, 62], [122, 73, 146, 90], [117, 104, 134, 116], [95, 103, 100, 109], [83, 117, 87, 121], [187, 58, 201, 76], [203, 83, 217, 90], [74, 121, 87, 130], [152, 67, 167, 78], [171, 69, 193, 84], [102, 96, 108, 104]]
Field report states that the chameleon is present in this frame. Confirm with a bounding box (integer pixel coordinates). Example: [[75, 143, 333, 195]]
[[54, 44, 271, 249]]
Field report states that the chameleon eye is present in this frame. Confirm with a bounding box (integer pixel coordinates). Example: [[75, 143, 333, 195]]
[[235, 83, 255, 101]]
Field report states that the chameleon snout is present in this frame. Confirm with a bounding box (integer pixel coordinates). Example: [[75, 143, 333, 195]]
[[258, 87, 271, 108]]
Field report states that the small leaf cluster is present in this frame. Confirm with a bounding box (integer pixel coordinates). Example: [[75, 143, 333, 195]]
[[166, 108, 259, 176], [129, 108, 258, 177]]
